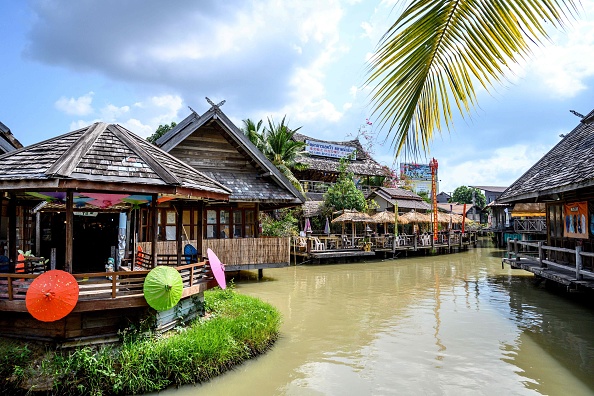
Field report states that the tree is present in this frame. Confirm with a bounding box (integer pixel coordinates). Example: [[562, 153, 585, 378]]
[[417, 191, 431, 204], [451, 186, 486, 208], [242, 118, 265, 151], [323, 156, 368, 213], [147, 122, 177, 145], [366, 1, 578, 157]]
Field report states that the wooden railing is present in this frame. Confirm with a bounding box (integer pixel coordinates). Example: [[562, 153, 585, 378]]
[[0, 261, 212, 302], [202, 237, 290, 266], [514, 218, 546, 233], [506, 239, 594, 281]]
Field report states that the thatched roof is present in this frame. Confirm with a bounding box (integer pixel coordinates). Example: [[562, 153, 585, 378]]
[[372, 210, 397, 224], [398, 211, 431, 224], [498, 109, 594, 203], [511, 203, 546, 217], [0, 122, 231, 199], [293, 133, 385, 177], [332, 209, 374, 223]]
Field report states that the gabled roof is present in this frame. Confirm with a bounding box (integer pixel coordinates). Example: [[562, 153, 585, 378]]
[[437, 203, 481, 215], [156, 106, 304, 205], [368, 187, 431, 211], [0, 121, 23, 153], [499, 109, 594, 203], [471, 186, 507, 193], [0, 122, 231, 199], [292, 133, 385, 177]]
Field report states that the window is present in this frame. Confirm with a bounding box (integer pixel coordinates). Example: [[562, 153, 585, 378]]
[[182, 208, 200, 240], [205, 207, 257, 239]]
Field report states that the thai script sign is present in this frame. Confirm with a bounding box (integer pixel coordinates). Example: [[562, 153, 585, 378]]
[[305, 140, 356, 159], [564, 201, 588, 239], [400, 163, 432, 181]]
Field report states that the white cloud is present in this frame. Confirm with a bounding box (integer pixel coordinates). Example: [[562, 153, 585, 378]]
[[100, 104, 130, 121], [55, 92, 94, 116]]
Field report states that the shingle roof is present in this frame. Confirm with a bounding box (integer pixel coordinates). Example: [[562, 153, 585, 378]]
[[471, 186, 508, 193], [0, 122, 231, 198], [292, 133, 385, 177], [498, 109, 594, 203], [367, 187, 431, 211], [156, 106, 304, 204]]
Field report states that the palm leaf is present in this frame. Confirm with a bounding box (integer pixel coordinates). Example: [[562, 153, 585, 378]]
[[366, 0, 579, 158]]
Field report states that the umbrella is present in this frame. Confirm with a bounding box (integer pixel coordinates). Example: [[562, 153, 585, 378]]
[[25, 270, 79, 322], [331, 209, 374, 246], [143, 266, 183, 311], [304, 218, 312, 233], [324, 217, 330, 235], [207, 248, 226, 289]]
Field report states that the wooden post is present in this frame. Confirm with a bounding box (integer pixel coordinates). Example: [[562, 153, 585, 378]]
[[576, 245, 583, 281], [65, 191, 73, 273], [189, 265, 194, 287], [35, 212, 41, 256], [514, 239, 519, 263], [507, 238, 512, 257], [151, 194, 158, 268], [413, 234, 418, 251], [448, 231, 452, 252], [7, 277, 13, 301], [8, 193, 16, 273], [258, 268, 263, 280], [176, 202, 182, 267], [538, 241, 543, 267], [431, 233, 435, 249], [459, 232, 463, 250]]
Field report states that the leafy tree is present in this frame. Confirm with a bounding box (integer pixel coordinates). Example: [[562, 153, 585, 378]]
[[366, 1, 577, 157], [242, 118, 265, 151], [323, 156, 368, 213], [451, 186, 486, 208], [260, 209, 299, 237], [417, 191, 431, 204], [147, 122, 177, 145]]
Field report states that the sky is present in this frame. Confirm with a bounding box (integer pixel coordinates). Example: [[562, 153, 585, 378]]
[[1, 0, 594, 194]]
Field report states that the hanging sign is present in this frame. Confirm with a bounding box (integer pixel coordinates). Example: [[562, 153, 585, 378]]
[[564, 201, 588, 239], [74, 212, 98, 217], [305, 140, 356, 159]]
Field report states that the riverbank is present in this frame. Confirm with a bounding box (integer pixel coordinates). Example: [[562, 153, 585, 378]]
[[0, 287, 281, 395]]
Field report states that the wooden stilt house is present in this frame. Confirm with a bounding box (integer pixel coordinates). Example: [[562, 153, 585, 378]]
[[156, 103, 304, 271], [499, 109, 594, 289], [0, 122, 232, 342]]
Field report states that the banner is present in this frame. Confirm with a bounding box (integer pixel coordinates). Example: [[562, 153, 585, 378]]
[[305, 140, 356, 159], [564, 201, 588, 239]]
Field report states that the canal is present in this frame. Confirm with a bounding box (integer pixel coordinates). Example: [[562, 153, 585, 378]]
[[165, 242, 594, 395]]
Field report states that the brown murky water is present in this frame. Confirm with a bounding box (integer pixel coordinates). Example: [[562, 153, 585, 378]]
[[162, 242, 594, 395]]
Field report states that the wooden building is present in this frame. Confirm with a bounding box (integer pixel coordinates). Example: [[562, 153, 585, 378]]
[[0, 121, 23, 154], [367, 187, 430, 213], [0, 122, 231, 342], [291, 133, 386, 195], [499, 109, 594, 290], [156, 103, 304, 270]]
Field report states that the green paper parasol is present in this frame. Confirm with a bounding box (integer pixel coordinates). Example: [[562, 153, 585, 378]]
[[143, 266, 183, 311]]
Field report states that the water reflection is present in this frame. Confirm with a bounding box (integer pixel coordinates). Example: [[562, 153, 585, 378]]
[[159, 243, 594, 396]]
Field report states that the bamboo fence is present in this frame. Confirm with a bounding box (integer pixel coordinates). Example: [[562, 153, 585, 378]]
[[202, 237, 290, 266]]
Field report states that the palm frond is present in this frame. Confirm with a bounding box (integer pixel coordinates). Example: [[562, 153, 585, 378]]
[[366, 0, 579, 158]]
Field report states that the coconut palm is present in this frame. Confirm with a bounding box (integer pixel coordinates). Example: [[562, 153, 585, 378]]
[[366, 0, 579, 157], [241, 118, 265, 151], [262, 116, 307, 192]]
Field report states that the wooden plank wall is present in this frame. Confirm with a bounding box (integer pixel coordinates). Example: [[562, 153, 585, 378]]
[[169, 124, 253, 172], [202, 237, 290, 265]]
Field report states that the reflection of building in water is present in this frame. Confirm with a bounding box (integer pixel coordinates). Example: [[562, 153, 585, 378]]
[[500, 277, 594, 389]]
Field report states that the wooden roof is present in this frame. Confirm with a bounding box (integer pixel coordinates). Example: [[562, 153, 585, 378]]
[[471, 186, 507, 193], [156, 106, 304, 205], [0, 122, 231, 199], [498, 109, 594, 203], [436, 203, 481, 215], [292, 133, 385, 177], [367, 187, 431, 211], [0, 121, 23, 153]]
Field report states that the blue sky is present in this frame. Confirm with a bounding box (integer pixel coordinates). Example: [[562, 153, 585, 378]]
[[1, 0, 594, 194]]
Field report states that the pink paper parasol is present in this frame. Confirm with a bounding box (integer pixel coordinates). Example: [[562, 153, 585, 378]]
[[207, 248, 226, 289]]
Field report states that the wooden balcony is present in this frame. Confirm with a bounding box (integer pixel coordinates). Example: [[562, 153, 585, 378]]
[[514, 218, 546, 233]]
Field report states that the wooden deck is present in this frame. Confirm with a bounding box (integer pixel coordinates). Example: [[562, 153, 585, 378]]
[[0, 261, 213, 343], [502, 239, 594, 291]]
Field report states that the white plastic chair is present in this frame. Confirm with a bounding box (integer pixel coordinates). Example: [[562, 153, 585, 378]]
[[312, 237, 326, 251]]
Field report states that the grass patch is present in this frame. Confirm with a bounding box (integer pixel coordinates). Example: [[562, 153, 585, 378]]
[[0, 288, 281, 395]]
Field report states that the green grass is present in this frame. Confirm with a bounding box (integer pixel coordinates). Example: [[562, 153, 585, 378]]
[[0, 288, 281, 395]]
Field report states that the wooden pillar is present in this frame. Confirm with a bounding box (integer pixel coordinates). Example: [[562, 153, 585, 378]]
[[176, 202, 183, 267], [197, 201, 204, 257], [8, 193, 16, 272], [255, 202, 260, 238], [35, 212, 41, 256], [514, 238, 519, 263], [576, 245, 583, 281], [151, 194, 158, 267], [258, 269, 263, 280], [65, 191, 73, 273], [538, 241, 543, 267]]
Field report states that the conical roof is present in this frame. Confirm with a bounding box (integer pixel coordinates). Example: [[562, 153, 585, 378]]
[[0, 123, 231, 199]]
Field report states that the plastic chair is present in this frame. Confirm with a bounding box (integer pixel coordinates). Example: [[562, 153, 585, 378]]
[[312, 237, 326, 251]]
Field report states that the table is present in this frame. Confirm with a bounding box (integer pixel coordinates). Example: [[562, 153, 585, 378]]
[[318, 235, 341, 249]]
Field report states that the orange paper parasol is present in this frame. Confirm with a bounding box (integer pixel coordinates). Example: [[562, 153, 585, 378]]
[[26, 270, 79, 322]]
